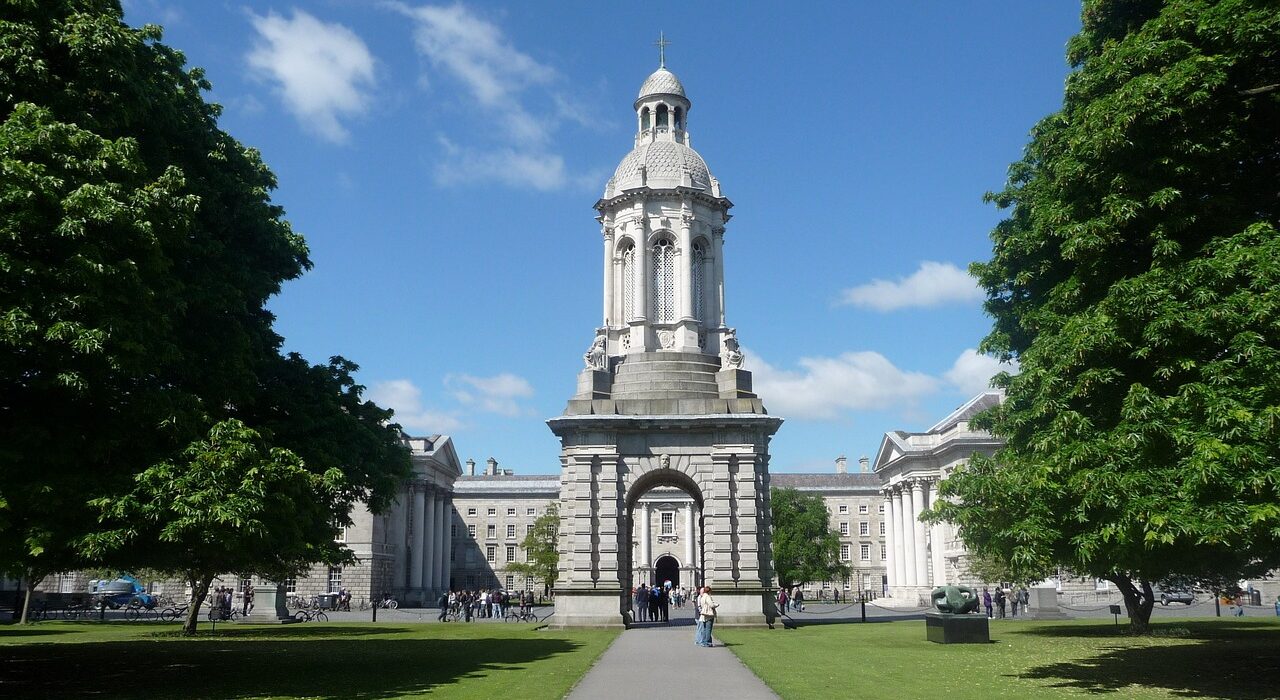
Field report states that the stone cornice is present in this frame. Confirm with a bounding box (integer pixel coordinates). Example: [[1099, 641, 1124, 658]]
[[594, 186, 733, 214]]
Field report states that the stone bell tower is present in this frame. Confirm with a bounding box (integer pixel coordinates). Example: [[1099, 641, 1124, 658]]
[[548, 51, 781, 627]]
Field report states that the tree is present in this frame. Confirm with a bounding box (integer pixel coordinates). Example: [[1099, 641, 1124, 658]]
[[770, 488, 848, 589], [508, 502, 559, 598], [929, 0, 1280, 631], [0, 1, 410, 621], [84, 420, 349, 635]]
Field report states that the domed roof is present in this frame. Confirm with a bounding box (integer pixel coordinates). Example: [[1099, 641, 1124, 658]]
[[607, 140, 712, 195], [637, 67, 686, 100]]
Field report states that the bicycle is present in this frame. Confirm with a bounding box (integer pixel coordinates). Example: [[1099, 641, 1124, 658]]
[[127, 603, 159, 622], [207, 607, 239, 622], [375, 594, 397, 610], [294, 608, 329, 622], [61, 600, 94, 620], [505, 607, 539, 623], [159, 604, 189, 623]]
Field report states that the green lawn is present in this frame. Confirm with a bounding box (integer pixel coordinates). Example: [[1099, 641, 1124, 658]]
[[717, 618, 1280, 700], [0, 621, 618, 699]]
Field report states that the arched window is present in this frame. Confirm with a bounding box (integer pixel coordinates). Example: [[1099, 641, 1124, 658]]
[[692, 241, 706, 322], [651, 238, 676, 322], [621, 243, 636, 319], [674, 106, 684, 130], [656, 104, 669, 129], [640, 107, 651, 131]]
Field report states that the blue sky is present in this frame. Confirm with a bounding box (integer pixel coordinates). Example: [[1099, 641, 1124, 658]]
[[121, 1, 1081, 475]]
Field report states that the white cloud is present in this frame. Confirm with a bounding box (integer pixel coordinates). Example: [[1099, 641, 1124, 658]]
[[246, 9, 376, 143], [839, 261, 983, 312], [391, 2, 587, 190], [445, 372, 535, 416], [945, 349, 1019, 396], [368, 379, 463, 434], [747, 351, 940, 420]]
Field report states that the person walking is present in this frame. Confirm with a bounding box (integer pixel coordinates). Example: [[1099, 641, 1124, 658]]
[[648, 584, 660, 622], [1010, 588, 1019, 618], [659, 585, 670, 622], [995, 587, 1006, 618], [437, 591, 450, 621], [696, 586, 718, 647], [982, 587, 993, 618], [792, 586, 804, 613], [636, 584, 649, 622], [242, 584, 254, 616], [777, 587, 789, 614]]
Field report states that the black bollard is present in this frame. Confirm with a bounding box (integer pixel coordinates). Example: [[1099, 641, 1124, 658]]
[[372, 599, 378, 622], [861, 599, 866, 623]]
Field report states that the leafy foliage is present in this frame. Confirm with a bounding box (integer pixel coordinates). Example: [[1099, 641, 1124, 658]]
[[930, 0, 1280, 630], [507, 502, 559, 595], [0, 1, 409, 616], [770, 488, 848, 588]]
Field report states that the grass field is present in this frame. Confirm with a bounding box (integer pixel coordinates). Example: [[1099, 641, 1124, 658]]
[[0, 621, 618, 699], [716, 618, 1280, 700]]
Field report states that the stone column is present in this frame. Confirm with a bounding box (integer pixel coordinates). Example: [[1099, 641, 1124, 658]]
[[632, 218, 650, 351], [602, 226, 614, 326], [678, 211, 694, 321], [640, 502, 651, 581], [433, 492, 447, 592], [882, 491, 897, 589], [898, 485, 916, 587], [422, 488, 437, 596], [712, 227, 726, 328], [441, 498, 453, 592], [410, 486, 425, 590], [683, 502, 694, 573], [911, 481, 928, 586], [927, 481, 946, 587]]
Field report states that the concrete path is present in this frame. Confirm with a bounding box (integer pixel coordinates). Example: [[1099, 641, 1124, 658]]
[[566, 624, 778, 700]]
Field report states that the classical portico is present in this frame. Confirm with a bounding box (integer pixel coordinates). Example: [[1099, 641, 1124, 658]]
[[402, 437, 459, 605], [550, 58, 781, 627]]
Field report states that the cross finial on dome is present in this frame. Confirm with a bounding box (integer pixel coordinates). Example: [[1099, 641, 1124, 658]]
[[654, 31, 670, 68]]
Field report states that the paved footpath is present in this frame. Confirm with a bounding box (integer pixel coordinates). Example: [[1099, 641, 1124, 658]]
[[566, 624, 778, 700]]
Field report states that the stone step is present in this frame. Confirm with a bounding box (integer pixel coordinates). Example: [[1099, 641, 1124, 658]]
[[611, 370, 718, 383]]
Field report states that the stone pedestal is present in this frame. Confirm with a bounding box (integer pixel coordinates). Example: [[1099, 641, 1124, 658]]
[[925, 611, 989, 643], [715, 369, 756, 399], [575, 370, 612, 400], [246, 582, 298, 624], [1028, 586, 1069, 620]]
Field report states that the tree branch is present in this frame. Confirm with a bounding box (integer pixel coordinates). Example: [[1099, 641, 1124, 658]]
[[1239, 83, 1279, 96]]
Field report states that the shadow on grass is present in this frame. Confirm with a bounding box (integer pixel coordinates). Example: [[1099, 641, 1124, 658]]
[[0, 632, 588, 699], [146, 625, 417, 640], [0, 627, 77, 638], [1016, 623, 1280, 699]]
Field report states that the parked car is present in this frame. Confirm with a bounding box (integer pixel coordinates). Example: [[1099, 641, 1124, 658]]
[[1157, 589, 1195, 606]]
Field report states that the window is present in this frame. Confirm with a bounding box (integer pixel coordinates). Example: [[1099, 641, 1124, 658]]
[[692, 241, 706, 321], [486, 545, 496, 563], [487, 508, 496, 517], [838, 505, 848, 514], [240, 576, 252, 592], [621, 244, 636, 318], [450, 546, 455, 562], [468, 524, 476, 537], [1095, 579, 1110, 592], [860, 544, 871, 561], [506, 524, 516, 539], [661, 511, 674, 535], [843, 577, 852, 591], [506, 545, 516, 562], [656, 103, 669, 128], [507, 508, 516, 516], [526, 524, 534, 535], [839, 522, 849, 536], [285, 577, 297, 594], [880, 544, 886, 559], [328, 566, 342, 593], [879, 521, 886, 536], [640, 107, 651, 131], [335, 526, 346, 543], [859, 522, 869, 536], [840, 544, 850, 561], [878, 504, 885, 514], [486, 524, 496, 539], [451, 524, 457, 538], [651, 238, 676, 322], [506, 575, 515, 590], [467, 508, 476, 516], [859, 505, 868, 514], [527, 507, 537, 516]]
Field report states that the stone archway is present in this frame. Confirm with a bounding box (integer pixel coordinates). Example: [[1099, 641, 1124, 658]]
[[547, 413, 782, 627], [654, 555, 680, 588]]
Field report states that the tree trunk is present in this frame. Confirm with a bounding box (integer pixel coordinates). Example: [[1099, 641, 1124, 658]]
[[18, 575, 35, 625], [1109, 574, 1155, 632], [182, 575, 213, 636]]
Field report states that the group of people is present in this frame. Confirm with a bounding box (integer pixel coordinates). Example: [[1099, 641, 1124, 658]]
[[209, 586, 244, 619], [334, 588, 352, 612], [632, 583, 692, 622], [437, 588, 534, 622], [776, 585, 805, 613], [982, 585, 1030, 618]]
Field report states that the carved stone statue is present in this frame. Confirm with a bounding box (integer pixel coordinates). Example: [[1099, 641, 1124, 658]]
[[721, 328, 744, 369], [583, 331, 607, 371], [931, 585, 980, 615]]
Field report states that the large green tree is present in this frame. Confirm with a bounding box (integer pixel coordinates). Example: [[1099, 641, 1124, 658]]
[[507, 502, 559, 598], [930, 0, 1280, 631], [770, 488, 848, 590], [0, 0, 409, 620]]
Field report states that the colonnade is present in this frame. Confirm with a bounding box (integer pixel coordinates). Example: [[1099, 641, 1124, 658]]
[[881, 478, 947, 591], [635, 500, 699, 585], [408, 483, 452, 597]]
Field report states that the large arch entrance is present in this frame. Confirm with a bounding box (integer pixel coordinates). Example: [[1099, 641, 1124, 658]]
[[654, 556, 680, 588]]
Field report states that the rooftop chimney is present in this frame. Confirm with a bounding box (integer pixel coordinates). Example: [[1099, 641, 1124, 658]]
[[466, 458, 475, 476], [859, 455, 870, 473], [836, 455, 847, 474], [486, 457, 498, 476]]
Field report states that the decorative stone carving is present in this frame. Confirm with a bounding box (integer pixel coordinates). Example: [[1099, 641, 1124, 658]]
[[660, 454, 671, 469], [584, 330, 607, 370], [721, 327, 744, 369], [657, 329, 675, 349], [620, 332, 631, 350], [698, 331, 707, 350]]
